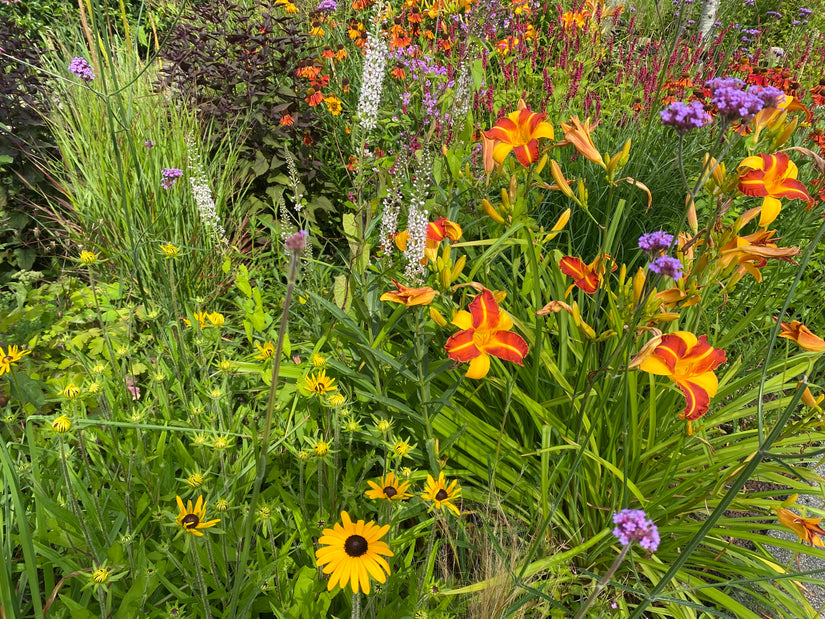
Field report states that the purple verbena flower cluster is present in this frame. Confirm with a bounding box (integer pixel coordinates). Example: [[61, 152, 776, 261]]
[[638, 231, 674, 253], [649, 255, 684, 280], [316, 0, 337, 10], [706, 77, 765, 123], [144, 140, 155, 148], [69, 57, 95, 82], [612, 509, 660, 551], [660, 101, 710, 134], [285, 229, 309, 251], [161, 168, 184, 189], [749, 85, 785, 109]]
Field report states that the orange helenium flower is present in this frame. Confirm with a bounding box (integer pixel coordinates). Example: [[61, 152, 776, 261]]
[[444, 289, 529, 379], [778, 320, 825, 352], [777, 508, 825, 547], [482, 99, 554, 167], [637, 331, 727, 421], [380, 279, 437, 306], [737, 153, 812, 226]]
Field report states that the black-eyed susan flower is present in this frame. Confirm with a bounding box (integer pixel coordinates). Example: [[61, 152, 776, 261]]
[[313, 440, 331, 457], [345, 420, 360, 432], [365, 472, 412, 502], [79, 250, 98, 265], [214, 498, 229, 512], [0, 345, 29, 377], [315, 511, 393, 594], [187, 473, 205, 488], [52, 415, 72, 433], [328, 393, 346, 407], [60, 383, 81, 399], [302, 369, 337, 397], [207, 311, 225, 327], [212, 436, 229, 450], [175, 495, 220, 536], [393, 439, 413, 457], [91, 567, 109, 584], [375, 418, 391, 433], [183, 312, 208, 328], [255, 341, 275, 359], [160, 243, 179, 258], [421, 472, 461, 516]]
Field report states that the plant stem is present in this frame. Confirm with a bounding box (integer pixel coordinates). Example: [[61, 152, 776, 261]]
[[226, 249, 300, 615], [573, 544, 630, 619], [351, 592, 361, 619], [191, 543, 213, 619]]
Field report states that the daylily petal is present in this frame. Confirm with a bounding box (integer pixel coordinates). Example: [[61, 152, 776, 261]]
[[739, 154, 766, 171], [445, 329, 481, 362], [758, 196, 782, 227], [491, 142, 514, 164], [451, 310, 474, 331], [465, 353, 491, 379], [468, 289, 502, 330], [479, 330, 529, 365], [673, 374, 716, 420], [512, 141, 540, 167]]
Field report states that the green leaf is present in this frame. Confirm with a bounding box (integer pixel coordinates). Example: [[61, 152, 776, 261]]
[[8, 373, 46, 408], [253, 150, 269, 177], [236, 264, 252, 298], [333, 275, 351, 312]]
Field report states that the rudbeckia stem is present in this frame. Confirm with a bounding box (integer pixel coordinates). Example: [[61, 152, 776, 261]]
[[191, 542, 213, 619], [573, 543, 630, 619], [351, 592, 361, 619]]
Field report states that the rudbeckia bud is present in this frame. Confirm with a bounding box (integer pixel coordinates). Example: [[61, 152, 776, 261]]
[[429, 307, 448, 327]]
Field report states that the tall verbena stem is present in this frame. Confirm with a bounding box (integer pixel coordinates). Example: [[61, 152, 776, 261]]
[[227, 233, 304, 615], [572, 544, 630, 619]]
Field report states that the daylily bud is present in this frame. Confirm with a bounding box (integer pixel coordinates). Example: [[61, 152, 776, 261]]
[[543, 208, 571, 242], [773, 115, 798, 150], [801, 387, 823, 411], [429, 306, 448, 327], [577, 179, 588, 207], [618, 263, 627, 287], [686, 196, 698, 234], [606, 139, 631, 175], [440, 266, 452, 289], [536, 153, 548, 174], [782, 493, 799, 508], [651, 312, 680, 323], [500, 188, 511, 211], [549, 160, 576, 200], [633, 267, 646, 304], [482, 198, 506, 224], [451, 255, 466, 282], [509, 174, 518, 201]]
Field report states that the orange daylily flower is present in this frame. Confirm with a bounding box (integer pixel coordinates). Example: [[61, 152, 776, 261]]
[[561, 10, 590, 29], [737, 153, 813, 227], [559, 116, 605, 168], [559, 255, 614, 295], [777, 320, 825, 352], [718, 228, 799, 283], [777, 508, 825, 548], [380, 279, 437, 306], [395, 217, 462, 263], [444, 289, 529, 379], [635, 331, 727, 422], [482, 99, 554, 167]]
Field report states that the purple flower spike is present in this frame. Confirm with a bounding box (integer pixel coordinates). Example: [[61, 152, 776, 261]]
[[649, 255, 684, 280], [660, 101, 711, 134], [612, 509, 660, 551], [144, 140, 155, 148], [161, 168, 184, 189], [285, 230, 309, 251], [638, 231, 675, 253], [69, 57, 95, 82]]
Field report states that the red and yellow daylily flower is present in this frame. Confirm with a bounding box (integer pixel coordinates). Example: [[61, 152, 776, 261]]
[[559, 255, 614, 295], [482, 99, 554, 168], [634, 331, 727, 422], [444, 289, 529, 379], [737, 153, 813, 227], [380, 279, 437, 306], [777, 320, 825, 352], [777, 508, 825, 548]]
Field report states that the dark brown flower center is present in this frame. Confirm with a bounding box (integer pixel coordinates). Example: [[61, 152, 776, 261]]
[[182, 514, 200, 529], [344, 534, 368, 557], [383, 486, 397, 498], [435, 489, 448, 501], [3, 356, 12, 363]]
